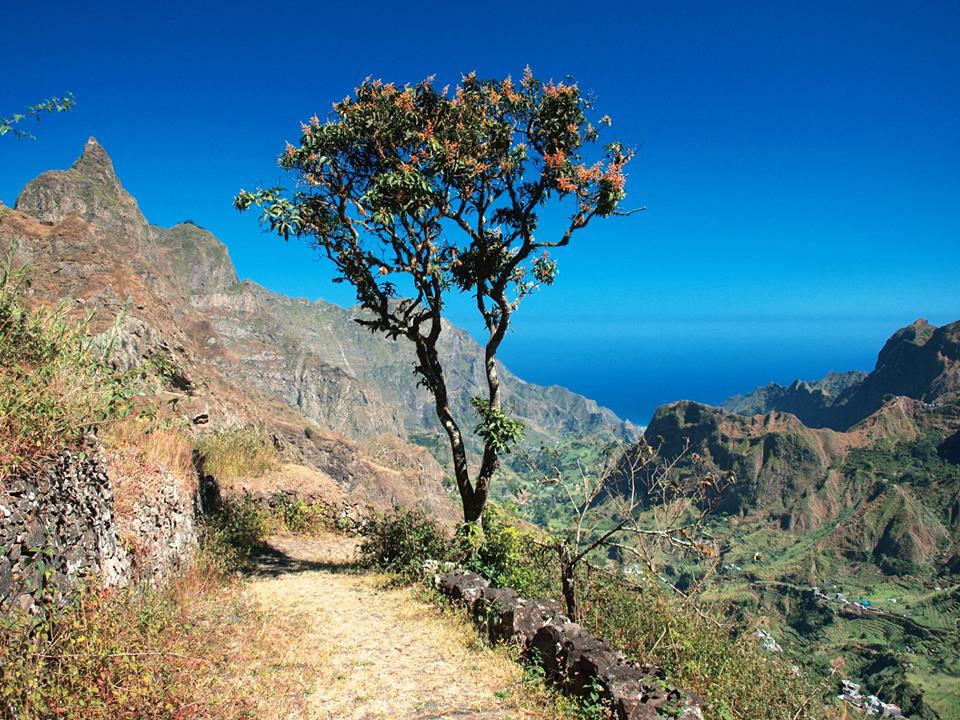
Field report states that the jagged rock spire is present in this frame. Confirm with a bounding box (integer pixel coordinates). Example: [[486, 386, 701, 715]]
[[71, 137, 118, 182], [14, 137, 147, 234]]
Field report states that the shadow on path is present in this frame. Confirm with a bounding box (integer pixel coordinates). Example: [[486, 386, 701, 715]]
[[248, 541, 364, 578]]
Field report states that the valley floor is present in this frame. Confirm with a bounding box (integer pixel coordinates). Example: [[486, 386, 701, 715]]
[[240, 533, 545, 720]]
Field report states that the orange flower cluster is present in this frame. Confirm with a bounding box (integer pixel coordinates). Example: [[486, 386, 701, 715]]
[[604, 160, 626, 191], [543, 149, 566, 171], [543, 81, 577, 98], [576, 162, 604, 184], [501, 76, 520, 103], [395, 92, 415, 112], [556, 176, 576, 193], [416, 120, 436, 144]]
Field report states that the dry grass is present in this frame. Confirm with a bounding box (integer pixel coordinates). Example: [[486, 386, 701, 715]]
[[0, 556, 301, 720], [0, 257, 137, 482], [218, 462, 344, 503], [102, 422, 197, 522], [194, 426, 281, 481], [360, 433, 423, 471]]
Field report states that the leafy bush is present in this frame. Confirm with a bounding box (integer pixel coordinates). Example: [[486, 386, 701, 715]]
[[194, 426, 280, 481], [358, 507, 451, 580], [0, 254, 137, 479], [459, 506, 553, 598], [202, 493, 269, 572]]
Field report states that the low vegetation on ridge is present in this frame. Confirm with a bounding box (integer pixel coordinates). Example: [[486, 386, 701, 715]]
[[0, 252, 137, 479]]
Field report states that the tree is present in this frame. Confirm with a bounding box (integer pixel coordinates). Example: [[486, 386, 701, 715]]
[[0, 94, 75, 140], [236, 70, 637, 523]]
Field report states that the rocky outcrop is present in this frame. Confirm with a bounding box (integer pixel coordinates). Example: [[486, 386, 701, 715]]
[[0, 444, 197, 613], [15, 137, 150, 249], [721, 319, 960, 431], [434, 571, 703, 720]]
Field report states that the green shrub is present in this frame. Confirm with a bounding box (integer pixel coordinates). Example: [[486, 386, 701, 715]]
[[194, 426, 280, 481], [459, 506, 553, 598], [358, 507, 451, 580], [0, 253, 137, 479], [202, 493, 269, 572], [270, 495, 328, 535]]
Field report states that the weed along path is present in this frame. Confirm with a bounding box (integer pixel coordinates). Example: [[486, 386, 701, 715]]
[[242, 533, 545, 720]]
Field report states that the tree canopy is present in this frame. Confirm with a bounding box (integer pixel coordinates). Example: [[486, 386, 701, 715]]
[[237, 69, 635, 522]]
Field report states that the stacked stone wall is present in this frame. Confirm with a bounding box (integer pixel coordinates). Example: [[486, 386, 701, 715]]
[[1, 445, 197, 613]]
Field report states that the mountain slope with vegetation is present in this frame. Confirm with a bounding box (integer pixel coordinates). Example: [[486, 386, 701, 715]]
[[633, 322, 960, 718]]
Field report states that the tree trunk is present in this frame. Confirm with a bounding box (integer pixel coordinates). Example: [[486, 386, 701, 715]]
[[559, 545, 580, 623], [462, 489, 486, 524], [414, 336, 483, 524]]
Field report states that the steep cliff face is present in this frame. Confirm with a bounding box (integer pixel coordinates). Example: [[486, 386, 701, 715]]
[[0, 139, 458, 521], [642, 393, 959, 565], [645, 400, 854, 516]]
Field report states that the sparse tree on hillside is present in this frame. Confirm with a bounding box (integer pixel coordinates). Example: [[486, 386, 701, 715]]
[[527, 439, 734, 622], [236, 70, 638, 523], [0, 94, 75, 140]]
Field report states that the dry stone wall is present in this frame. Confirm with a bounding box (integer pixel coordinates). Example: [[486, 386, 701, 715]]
[[434, 570, 704, 720], [0, 444, 197, 613]]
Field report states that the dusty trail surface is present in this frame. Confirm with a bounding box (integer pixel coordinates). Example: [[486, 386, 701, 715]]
[[242, 533, 539, 720]]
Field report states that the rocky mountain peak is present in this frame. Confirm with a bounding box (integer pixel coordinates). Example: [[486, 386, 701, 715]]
[[72, 137, 118, 182], [876, 318, 936, 370], [15, 138, 148, 241], [151, 221, 239, 293]]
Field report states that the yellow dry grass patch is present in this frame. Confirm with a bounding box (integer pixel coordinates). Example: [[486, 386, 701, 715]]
[[219, 462, 345, 503], [103, 423, 196, 519], [243, 533, 556, 720]]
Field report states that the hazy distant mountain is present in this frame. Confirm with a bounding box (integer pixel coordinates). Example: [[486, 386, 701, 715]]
[[720, 369, 868, 422]]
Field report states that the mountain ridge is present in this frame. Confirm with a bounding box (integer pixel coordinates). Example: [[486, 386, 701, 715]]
[[1, 138, 636, 501], [719, 318, 960, 431]]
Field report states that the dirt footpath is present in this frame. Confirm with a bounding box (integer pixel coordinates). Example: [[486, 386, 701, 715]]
[[242, 533, 546, 720]]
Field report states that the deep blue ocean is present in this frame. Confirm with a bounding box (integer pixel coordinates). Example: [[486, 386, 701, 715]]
[[494, 315, 945, 427]]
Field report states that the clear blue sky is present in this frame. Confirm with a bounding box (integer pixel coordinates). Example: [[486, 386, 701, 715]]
[[2, 1, 959, 424]]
